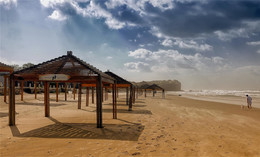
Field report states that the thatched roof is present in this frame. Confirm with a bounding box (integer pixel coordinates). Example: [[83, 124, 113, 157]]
[[146, 84, 164, 90], [105, 71, 132, 85], [0, 62, 14, 73], [13, 51, 114, 83]]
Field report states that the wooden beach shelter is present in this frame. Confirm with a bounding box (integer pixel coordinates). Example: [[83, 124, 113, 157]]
[[105, 71, 134, 111], [146, 84, 165, 98], [139, 84, 150, 97], [8, 51, 115, 128], [0, 62, 14, 103]]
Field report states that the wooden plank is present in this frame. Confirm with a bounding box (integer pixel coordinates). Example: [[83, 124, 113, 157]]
[[96, 75, 103, 128], [112, 84, 115, 118], [35, 81, 37, 99], [44, 82, 50, 117], [65, 83, 67, 101], [114, 84, 117, 119], [56, 82, 58, 102], [78, 83, 82, 109], [129, 85, 133, 111], [4, 75, 7, 103], [21, 81, 23, 101], [9, 74, 15, 126], [82, 84, 96, 87], [126, 87, 129, 106], [116, 84, 131, 88], [73, 83, 76, 100], [92, 87, 94, 104], [86, 87, 89, 106]]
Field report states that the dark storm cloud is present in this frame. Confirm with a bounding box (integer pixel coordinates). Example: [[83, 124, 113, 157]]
[[145, 0, 260, 37]]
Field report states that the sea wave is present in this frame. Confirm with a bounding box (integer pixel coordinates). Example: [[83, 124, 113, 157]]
[[167, 90, 260, 98]]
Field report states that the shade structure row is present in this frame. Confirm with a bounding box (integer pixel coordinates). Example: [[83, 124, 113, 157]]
[[8, 51, 116, 128]]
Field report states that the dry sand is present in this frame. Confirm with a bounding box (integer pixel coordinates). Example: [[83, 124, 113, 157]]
[[0, 92, 260, 157]]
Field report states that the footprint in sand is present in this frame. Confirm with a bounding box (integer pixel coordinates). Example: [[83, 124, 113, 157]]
[[132, 152, 141, 156]]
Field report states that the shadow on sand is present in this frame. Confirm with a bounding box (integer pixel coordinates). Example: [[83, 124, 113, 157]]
[[16, 101, 66, 107], [0, 112, 8, 118], [10, 117, 144, 141], [102, 108, 152, 115]]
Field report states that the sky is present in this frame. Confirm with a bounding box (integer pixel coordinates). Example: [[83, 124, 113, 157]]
[[0, 0, 260, 90]]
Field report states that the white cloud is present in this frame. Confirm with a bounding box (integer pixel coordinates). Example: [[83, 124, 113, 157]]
[[126, 48, 227, 73], [161, 38, 213, 51], [124, 62, 151, 72], [48, 10, 67, 21], [0, 0, 17, 9], [214, 28, 249, 41], [257, 49, 260, 54], [247, 41, 260, 46], [105, 0, 174, 13], [128, 48, 151, 59], [40, 0, 68, 8]]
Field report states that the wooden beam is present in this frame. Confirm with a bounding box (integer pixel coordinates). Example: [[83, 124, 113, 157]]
[[65, 83, 67, 101], [4, 75, 7, 103], [101, 85, 103, 102], [21, 81, 23, 101], [44, 82, 50, 117], [145, 89, 147, 97], [136, 87, 138, 99], [153, 90, 155, 97], [56, 82, 59, 102], [129, 85, 133, 111], [126, 87, 129, 106], [112, 84, 115, 118], [86, 87, 89, 106], [96, 75, 103, 128], [34, 81, 37, 99], [92, 87, 94, 104], [114, 84, 117, 119], [78, 83, 82, 109], [73, 83, 76, 100], [133, 86, 135, 104], [9, 74, 15, 126], [105, 87, 108, 101]]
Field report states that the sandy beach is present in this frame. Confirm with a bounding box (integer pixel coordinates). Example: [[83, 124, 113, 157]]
[[1, 92, 260, 157]]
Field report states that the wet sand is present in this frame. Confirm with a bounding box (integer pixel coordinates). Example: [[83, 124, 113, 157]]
[[1, 92, 260, 157]]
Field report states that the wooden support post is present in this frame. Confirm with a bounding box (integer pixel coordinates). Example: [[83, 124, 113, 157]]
[[56, 82, 59, 102], [86, 87, 89, 106], [162, 90, 165, 99], [9, 74, 15, 126], [126, 87, 129, 106], [112, 83, 117, 119], [153, 90, 155, 97], [73, 83, 76, 100], [44, 82, 50, 117], [145, 89, 147, 97], [65, 83, 67, 101], [78, 83, 82, 109], [34, 81, 37, 99], [92, 87, 94, 104], [21, 81, 23, 101], [136, 87, 138, 99], [117, 87, 119, 98], [101, 85, 103, 102], [4, 75, 7, 103], [129, 85, 133, 111], [133, 87, 135, 104], [96, 75, 103, 128]]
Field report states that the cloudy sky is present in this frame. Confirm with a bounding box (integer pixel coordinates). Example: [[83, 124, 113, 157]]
[[1, 0, 260, 90]]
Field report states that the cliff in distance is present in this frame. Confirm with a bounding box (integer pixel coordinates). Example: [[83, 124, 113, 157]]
[[133, 80, 181, 91]]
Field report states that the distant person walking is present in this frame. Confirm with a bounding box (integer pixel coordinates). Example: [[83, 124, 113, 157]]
[[246, 95, 252, 109]]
